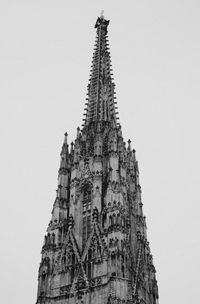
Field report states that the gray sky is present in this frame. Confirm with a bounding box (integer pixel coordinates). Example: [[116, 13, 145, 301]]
[[0, 1, 200, 303]]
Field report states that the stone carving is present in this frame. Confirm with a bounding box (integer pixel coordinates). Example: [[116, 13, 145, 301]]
[[36, 15, 159, 304]]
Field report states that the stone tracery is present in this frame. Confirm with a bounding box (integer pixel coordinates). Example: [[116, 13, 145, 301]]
[[36, 14, 159, 304]]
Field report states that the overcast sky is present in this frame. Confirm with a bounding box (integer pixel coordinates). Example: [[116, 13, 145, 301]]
[[0, 1, 200, 303]]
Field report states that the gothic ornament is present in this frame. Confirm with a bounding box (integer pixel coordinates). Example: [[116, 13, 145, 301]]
[[36, 14, 159, 304]]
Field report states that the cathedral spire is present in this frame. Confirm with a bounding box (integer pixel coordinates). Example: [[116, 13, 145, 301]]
[[36, 15, 159, 304], [83, 15, 118, 127]]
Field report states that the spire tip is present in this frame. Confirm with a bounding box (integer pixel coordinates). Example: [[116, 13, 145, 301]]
[[100, 10, 104, 19]]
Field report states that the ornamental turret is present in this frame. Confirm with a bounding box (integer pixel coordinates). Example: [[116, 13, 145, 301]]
[[36, 14, 159, 304]]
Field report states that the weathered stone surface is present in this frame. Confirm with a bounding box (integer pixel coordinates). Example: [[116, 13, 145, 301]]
[[36, 15, 159, 304]]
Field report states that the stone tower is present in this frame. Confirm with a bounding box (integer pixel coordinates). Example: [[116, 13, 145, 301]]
[[36, 15, 159, 304]]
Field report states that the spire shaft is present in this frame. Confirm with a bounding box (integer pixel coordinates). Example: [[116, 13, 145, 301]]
[[83, 16, 118, 127]]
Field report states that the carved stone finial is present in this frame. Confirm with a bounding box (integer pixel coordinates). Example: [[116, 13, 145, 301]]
[[128, 139, 131, 151], [64, 132, 68, 144], [70, 142, 74, 154]]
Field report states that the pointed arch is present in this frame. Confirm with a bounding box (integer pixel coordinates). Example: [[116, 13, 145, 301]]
[[109, 215, 112, 226], [117, 213, 121, 225], [112, 213, 116, 225], [82, 182, 93, 246]]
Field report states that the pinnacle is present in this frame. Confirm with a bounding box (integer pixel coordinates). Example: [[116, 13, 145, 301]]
[[82, 15, 119, 129], [64, 132, 68, 144]]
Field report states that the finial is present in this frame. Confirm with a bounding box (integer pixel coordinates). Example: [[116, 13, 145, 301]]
[[100, 10, 104, 19], [128, 139, 131, 151], [95, 12, 109, 36], [64, 132, 68, 144], [70, 142, 74, 153]]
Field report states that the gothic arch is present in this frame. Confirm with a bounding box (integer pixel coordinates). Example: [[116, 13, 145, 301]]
[[82, 182, 93, 246], [113, 213, 116, 225], [117, 213, 120, 225]]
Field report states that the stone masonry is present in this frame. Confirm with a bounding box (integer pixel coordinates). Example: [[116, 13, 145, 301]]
[[36, 15, 159, 304]]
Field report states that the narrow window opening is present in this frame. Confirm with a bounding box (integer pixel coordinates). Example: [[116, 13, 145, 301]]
[[82, 186, 92, 246]]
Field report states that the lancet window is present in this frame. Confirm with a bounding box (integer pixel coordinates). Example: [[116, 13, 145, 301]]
[[82, 185, 92, 246]]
